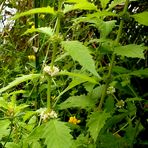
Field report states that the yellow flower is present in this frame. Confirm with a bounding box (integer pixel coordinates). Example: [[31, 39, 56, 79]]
[[68, 116, 80, 125], [28, 55, 35, 61], [31, 25, 35, 29]]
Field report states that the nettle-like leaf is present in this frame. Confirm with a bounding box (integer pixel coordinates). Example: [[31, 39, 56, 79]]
[[59, 95, 95, 110], [129, 68, 148, 77], [61, 41, 100, 77], [87, 11, 117, 18], [87, 111, 111, 142], [0, 74, 41, 94], [64, 0, 97, 13], [74, 15, 116, 38], [100, 0, 110, 9], [114, 44, 145, 59], [12, 7, 55, 20], [23, 27, 53, 36], [42, 119, 73, 148], [131, 11, 148, 26], [107, 0, 126, 11], [0, 119, 10, 139], [58, 71, 98, 84]]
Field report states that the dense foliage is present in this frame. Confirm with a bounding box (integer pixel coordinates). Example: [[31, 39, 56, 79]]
[[0, 0, 148, 148]]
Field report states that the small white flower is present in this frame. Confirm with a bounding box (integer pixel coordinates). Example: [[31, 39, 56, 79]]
[[48, 110, 58, 119], [43, 66, 59, 76], [116, 100, 125, 108], [107, 86, 116, 94], [39, 108, 58, 121]]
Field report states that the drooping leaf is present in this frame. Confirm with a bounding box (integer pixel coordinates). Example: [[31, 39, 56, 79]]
[[74, 15, 116, 38], [64, 0, 97, 13], [58, 71, 98, 84], [12, 7, 55, 20], [0, 74, 41, 94], [59, 95, 95, 110], [0, 119, 10, 139], [114, 44, 145, 59], [129, 68, 148, 77], [55, 78, 86, 104], [98, 20, 116, 38], [87, 11, 117, 18], [23, 27, 53, 36], [100, 0, 111, 9], [125, 97, 143, 102], [87, 111, 111, 142], [5, 142, 20, 148], [42, 119, 73, 148], [61, 41, 100, 77], [131, 11, 148, 26], [107, 0, 126, 11]]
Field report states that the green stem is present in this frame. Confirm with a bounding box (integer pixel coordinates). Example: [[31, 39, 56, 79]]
[[50, 0, 63, 69], [47, 76, 51, 110], [98, 0, 129, 110]]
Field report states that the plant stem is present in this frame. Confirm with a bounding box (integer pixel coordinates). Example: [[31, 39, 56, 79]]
[[98, 0, 129, 110], [50, 0, 63, 69], [47, 76, 51, 110]]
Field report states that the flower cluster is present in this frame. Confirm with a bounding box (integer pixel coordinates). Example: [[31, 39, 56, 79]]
[[107, 86, 116, 94], [116, 100, 125, 108], [40, 109, 58, 121], [28, 55, 35, 61], [43, 65, 59, 76], [68, 116, 80, 125]]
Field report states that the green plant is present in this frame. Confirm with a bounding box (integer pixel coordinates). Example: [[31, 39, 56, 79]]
[[0, 0, 148, 147]]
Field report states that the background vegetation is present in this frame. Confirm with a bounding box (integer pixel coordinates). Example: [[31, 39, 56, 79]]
[[0, 0, 148, 148]]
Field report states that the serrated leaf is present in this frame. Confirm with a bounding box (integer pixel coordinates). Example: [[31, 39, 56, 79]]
[[64, 0, 97, 13], [55, 78, 87, 106], [0, 119, 10, 139], [5, 142, 20, 148], [58, 71, 98, 84], [114, 44, 145, 59], [23, 27, 53, 36], [100, 0, 110, 9], [87, 11, 117, 18], [107, 0, 126, 11], [61, 41, 99, 77], [87, 111, 111, 142], [125, 97, 143, 102], [42, 119, 73, 148], [59, 95, 95, 110], [0, 74, 41, 94], [12, 7, 55, 20], [129, 68, 148, 77], [131, 11, 148, 26]]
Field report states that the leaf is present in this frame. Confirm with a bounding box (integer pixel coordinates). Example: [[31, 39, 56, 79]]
[[42, 119, 73, 148], [125, 97, 143, 102], [87, 111, 111, 142], [99, 20, 116, 38], [114, 44, 145, 59], [131, 11, 148, 26], [129, 68, 148, 77], [5, 143, 20, 148], [100, 0, 110, 9], [23, 27, 53, 36], [61, 41, 100, 77], [12, 7, 55, 20], [58, 71, 98, 84], [0, 74, 41, 94], [59, 95, 95, 110], [107, 0, 126, 11], [64, 0, 97, 13], [55, 78, 87, 103], [0, 119, 10, 139]]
